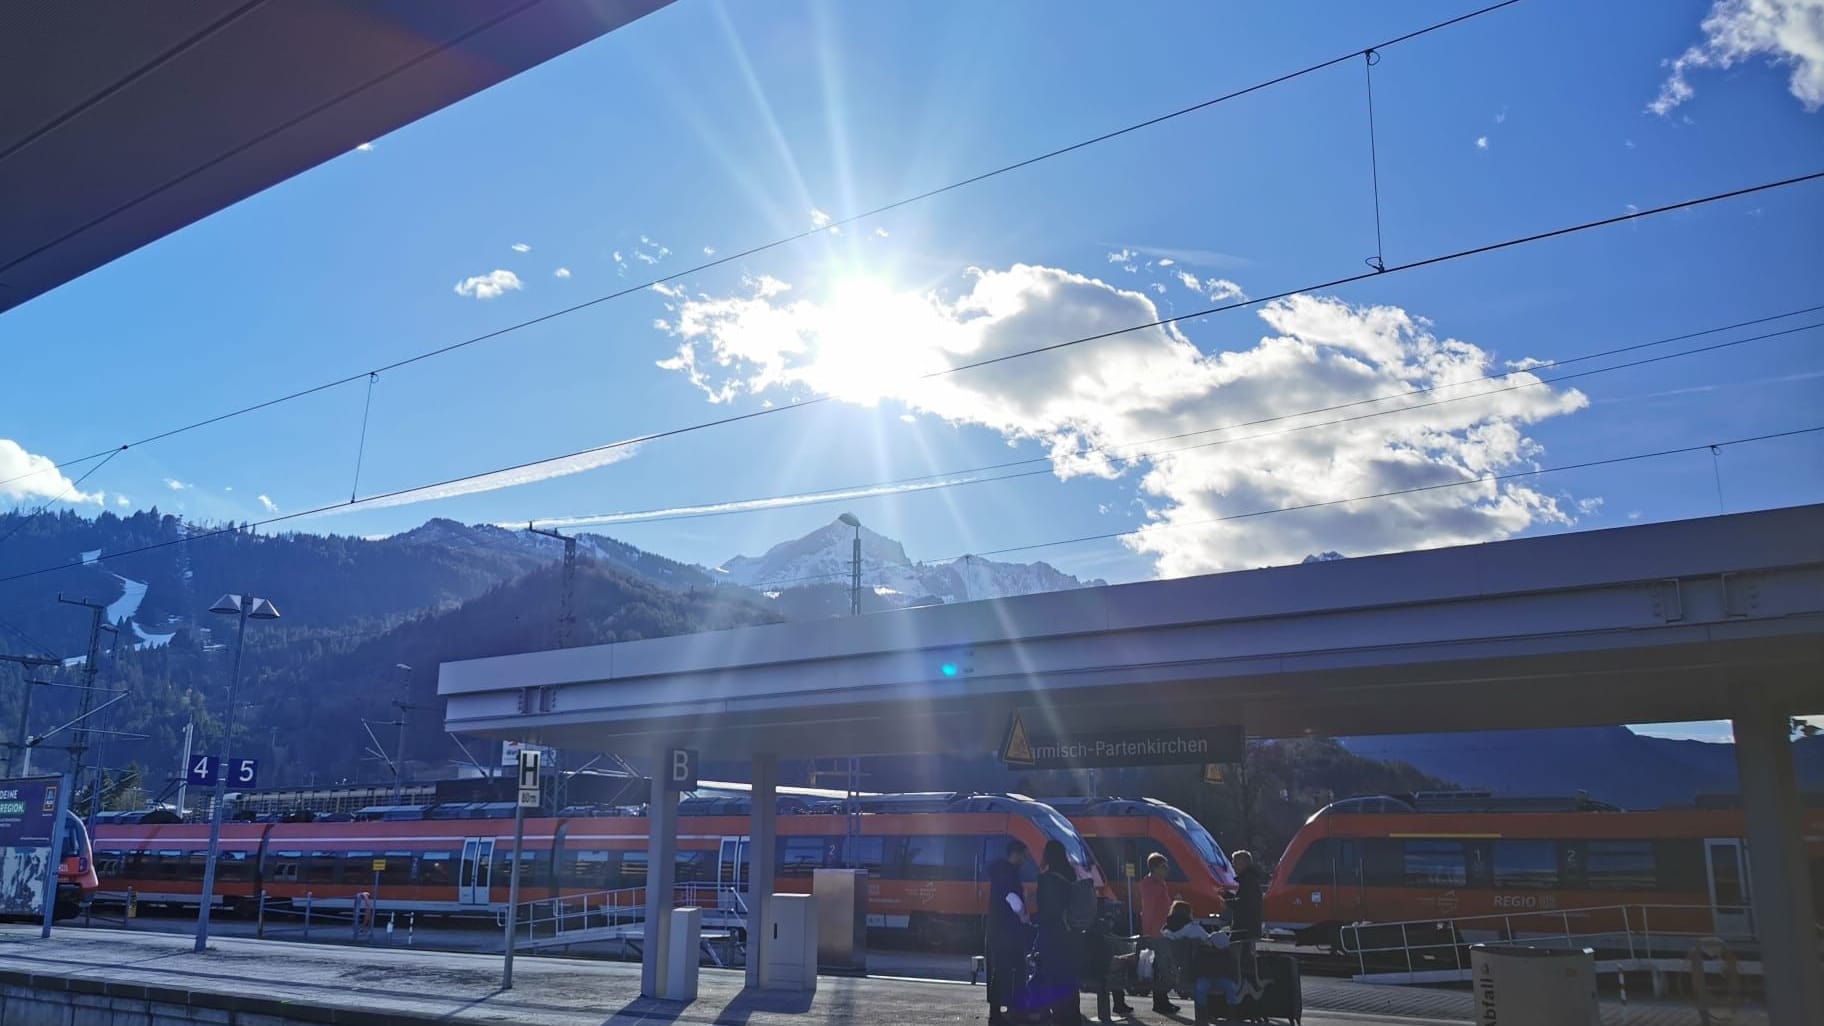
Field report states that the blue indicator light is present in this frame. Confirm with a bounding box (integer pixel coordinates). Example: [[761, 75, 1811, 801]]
[[940, 663, 959, 677]]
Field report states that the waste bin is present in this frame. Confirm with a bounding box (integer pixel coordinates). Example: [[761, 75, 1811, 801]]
[[1470, 944, 1599, 1026]]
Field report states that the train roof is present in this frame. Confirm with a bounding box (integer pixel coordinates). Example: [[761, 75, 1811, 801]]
[[1316, 791, 1624, 816], [1039, 796, 1185, 817]]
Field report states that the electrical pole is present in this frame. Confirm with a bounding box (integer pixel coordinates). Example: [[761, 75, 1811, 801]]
[[526, 525, 577, 647], [1, 654, 59, 776], [57, 595, 109, 804]]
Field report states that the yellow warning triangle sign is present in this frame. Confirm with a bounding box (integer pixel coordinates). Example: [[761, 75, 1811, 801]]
[[1002, 712, 1034, 766]]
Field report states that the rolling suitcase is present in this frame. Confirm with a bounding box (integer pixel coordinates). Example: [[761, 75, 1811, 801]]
[[1235, 952, 1301, 1024]]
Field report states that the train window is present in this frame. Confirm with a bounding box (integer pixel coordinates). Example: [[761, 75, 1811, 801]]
[[155, 849, 183, 880], [1287, 839, 1335, 885], [304, 851, 338, 885], [1563, 840, 1653, 891], [95, 850, 126, 878], [217, 850, 252, 883], [779, 837, 826, 878], [676, 850, 714, 884], [1653, 840, 1706, 893], [1402, 840, 1467, 887], [380, 852, 414, 887], [904, 835, 979, 881], [1083, 839, 1124, 882], [561, 847, 620, 887], [843, 835, 898, 876], [269, 851, 303, 884], [618, 852, 648, 888], [182, 851, 209, 882], [343, 851, 378, 884], [1491, 841, 1557, 889], [418, 851, 455, 887]]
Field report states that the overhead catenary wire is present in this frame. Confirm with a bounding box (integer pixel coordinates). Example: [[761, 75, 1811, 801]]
[[526, 312, 1823, 533], [9, 1, 1532, 491], [0, 169, 1819, 588]]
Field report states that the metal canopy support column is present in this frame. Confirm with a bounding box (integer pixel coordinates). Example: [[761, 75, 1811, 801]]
[[1731, 694, 1823, 1025], [745, 753, 778, 988], [641, 764, 680, 999]]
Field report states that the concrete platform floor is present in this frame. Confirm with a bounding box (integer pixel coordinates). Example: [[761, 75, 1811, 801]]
[[1, 925, 1765, 1026]]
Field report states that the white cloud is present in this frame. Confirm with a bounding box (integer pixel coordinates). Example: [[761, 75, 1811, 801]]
[[511, 242, 531, 253], [1476, 135, 1490, 150], [453, 269, 522, 300], [1156, 258, 1175, 267], [164, 478, 191, 491], [652, 265, 1589, 575], [874, 227, 890, 239], [554, 267, 571, 279], [1174, 270, 1245, 303], [810, 208, 833, 229], [1150, 283, 1167, 295], [356, 142, 374, 153], [635, 250, 659, 265], [1495, 108, 1509, 124], [257, 494, 279, 513], [1625, 138, 1637, 149], [1204, 278, 1245, 302], [704, 246, 717, 256], [115, 495, 131, 507], [1106, 248, 1137, 265], [1652, 0, 1824, 114], [0, 439, 104, 505]]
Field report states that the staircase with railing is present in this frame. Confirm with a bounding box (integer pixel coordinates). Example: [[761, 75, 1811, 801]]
[[497, 883, 750, 953]]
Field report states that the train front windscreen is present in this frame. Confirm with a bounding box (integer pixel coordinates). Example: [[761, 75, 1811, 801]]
[[1154, 801, 1236, 886], [1021, 800, 1099, 879]]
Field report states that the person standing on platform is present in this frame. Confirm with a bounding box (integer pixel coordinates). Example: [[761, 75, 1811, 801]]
[[1229, 850, 1263, 939], [985, 839, 1030, 1026], [1034, 839, 1085, 1025], [1138, 853, 1179, 1015]]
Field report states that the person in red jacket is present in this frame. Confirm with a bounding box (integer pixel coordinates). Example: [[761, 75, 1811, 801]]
[[1138, 853, 1179, 1014]]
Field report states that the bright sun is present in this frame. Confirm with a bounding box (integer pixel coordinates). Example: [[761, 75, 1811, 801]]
[[807, 274, 955, 405]]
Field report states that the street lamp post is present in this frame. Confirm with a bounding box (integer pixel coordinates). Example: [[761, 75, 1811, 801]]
[[392, 663, 413, 806], [194, 593, 279, 953], [838, 512, 861, 616]]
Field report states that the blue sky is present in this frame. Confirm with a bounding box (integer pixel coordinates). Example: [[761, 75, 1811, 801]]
[[2, 1, 1821, 738]]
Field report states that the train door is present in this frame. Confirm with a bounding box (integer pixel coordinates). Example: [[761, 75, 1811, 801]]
[[717, 836, 750, 912], [1703, 838, 1754, 939], [459, 838, 496, 907], [1335, 839, 1367, 921]]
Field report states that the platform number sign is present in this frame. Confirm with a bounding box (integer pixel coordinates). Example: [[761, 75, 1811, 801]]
[[664, 747, 699, 792], [187, 756, 258, 788], [516, 748, 541, 808]]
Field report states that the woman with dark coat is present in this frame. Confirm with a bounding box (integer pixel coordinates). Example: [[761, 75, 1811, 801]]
[[1032, 839, 1083, 1025]]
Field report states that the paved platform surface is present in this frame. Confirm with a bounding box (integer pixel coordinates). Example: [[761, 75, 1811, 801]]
[[1, 926, 1765, 1026]]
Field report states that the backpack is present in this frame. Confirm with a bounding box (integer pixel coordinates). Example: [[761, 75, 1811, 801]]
[[1066, 876, 1097, 932]]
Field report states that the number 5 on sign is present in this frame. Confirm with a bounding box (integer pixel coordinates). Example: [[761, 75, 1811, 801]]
[[234, 759, 259, 786]]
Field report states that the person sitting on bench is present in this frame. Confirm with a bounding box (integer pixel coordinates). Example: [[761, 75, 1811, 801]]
[[1162, 901, 1242, 1024]]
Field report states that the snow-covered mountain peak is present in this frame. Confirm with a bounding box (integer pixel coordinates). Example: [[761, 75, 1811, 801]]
[[719, 518, 1104, 605]]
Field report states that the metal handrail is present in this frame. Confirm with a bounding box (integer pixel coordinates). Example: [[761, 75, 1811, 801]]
[[1340, 902, 1757, 982], [496, 883, 751, 943]]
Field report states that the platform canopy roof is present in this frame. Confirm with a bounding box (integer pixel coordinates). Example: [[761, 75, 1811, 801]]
[[442, 506, 1824, 759], [0, 0, 670, 313]]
